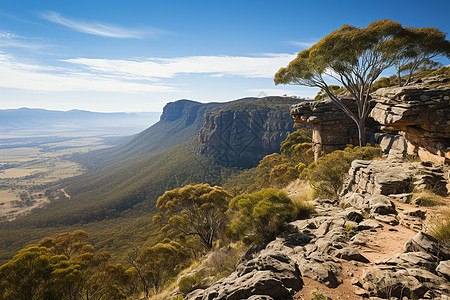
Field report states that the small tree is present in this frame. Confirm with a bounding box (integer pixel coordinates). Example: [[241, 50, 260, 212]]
[[128, 241, 189, 297], [153, 183, 232, 249], [275, 20, 449, 149]]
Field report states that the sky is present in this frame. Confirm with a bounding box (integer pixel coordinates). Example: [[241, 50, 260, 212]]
[[0, 0, 449, 112]]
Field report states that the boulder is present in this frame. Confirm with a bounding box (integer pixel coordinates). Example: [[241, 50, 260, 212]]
[[334, 247, 370, 263], [436, 260, 450, 280], [362, 267, 429, 299], [405, 232, 450, 261], [186, 252, 303, 300]]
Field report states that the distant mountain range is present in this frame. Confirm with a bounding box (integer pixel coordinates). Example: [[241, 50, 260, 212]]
[[0, 108, 161, 136]]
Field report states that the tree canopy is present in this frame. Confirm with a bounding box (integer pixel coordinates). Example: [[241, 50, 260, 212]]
[[274, 20, 450, 149], [153, 183, 232, 249]]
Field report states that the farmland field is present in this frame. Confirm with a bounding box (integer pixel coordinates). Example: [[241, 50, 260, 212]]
[[0, 136, 113, 221]]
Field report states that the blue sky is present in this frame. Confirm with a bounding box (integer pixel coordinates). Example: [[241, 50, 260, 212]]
[[0, 0, 449, 112]]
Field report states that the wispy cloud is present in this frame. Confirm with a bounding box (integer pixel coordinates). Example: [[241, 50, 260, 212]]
[[286, 40, 316, 48], [40, 11, 165, 38], [0, 52, 297, 94], [63, 53, 297, 79], [0, 52, 175, 93], [0, 31, 61, 54]]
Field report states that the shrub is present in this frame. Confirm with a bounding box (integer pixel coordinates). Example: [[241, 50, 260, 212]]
[[302, 145, 382, 199], [287, 181, 315, 219], [178, 271, 205, 294], [228, 189, 298, 244]]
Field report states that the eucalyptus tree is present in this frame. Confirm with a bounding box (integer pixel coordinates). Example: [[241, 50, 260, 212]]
[[394, 27, 450, 86], [153, 183, 232, 249], [274, 20, 449, 149]]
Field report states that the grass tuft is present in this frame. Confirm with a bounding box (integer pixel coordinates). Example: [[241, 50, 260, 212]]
[[412, 190, 446, 206], [427, 206, 450, 245], [288, 181, 315, 219]]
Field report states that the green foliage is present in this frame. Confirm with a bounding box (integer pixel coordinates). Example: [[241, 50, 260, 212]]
[[280, 129, 314, 165], [228, 189, 298, 244], [178, 271, 205, 294], [154, 183, 232, 249], [275, 20, 450, 148], [0, 231, 133, 300], [394, 26, 450, 86], [302, 145, 382, 199], [129, 241, 189, 296], [314, 85, 347, 100], [311, 288, 328, 300]]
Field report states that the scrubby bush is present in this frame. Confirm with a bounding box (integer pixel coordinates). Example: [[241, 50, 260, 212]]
[[227, 189, 298, 244], [178, 271, 205, 294], [412, 190, 446, 206], [301, 145, 382, 199]]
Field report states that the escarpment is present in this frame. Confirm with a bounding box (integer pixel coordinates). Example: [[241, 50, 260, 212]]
[[198, 97, 310, 168]]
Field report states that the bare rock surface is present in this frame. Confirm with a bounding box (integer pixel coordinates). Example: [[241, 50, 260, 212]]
[[370, 76, 450, 165]]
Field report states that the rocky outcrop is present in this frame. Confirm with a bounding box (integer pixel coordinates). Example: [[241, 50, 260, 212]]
[[185, 182, 449, 300], [290, 98, 360, 161], [289, 76, 450, 165], [186, 252, 303, 300], [199, 97, 308, 167], [340, 159, 448, 231], [370, 76, 450, 165], [361, 232, 450, 299], [341, 160, 448, 199]]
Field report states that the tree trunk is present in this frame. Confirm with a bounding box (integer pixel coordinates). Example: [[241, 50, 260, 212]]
[[356, 119, 366, 150]]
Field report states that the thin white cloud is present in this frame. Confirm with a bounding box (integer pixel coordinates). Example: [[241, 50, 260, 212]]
[[40, 11, 165, 38], [63, 53, 297, 79], [286, 41, 316, 48], [0, 32, 19, 39], [0, 52, 298, 94], [0, 31, 57, 53], [0, 52, 175, 93]]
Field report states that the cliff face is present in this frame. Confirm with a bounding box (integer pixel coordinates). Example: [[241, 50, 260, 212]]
[[198, 97, 306, 168], [290, 98, 359, 161], [370, 76, 450, 165], [290, 76, 450, 165]]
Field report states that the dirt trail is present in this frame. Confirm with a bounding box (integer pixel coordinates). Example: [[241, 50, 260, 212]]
[[294, 196, 447, 300]]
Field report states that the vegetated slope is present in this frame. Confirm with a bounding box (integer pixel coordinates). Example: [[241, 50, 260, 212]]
[[74, 100, 226, 170], [0, 96, 300, 264]]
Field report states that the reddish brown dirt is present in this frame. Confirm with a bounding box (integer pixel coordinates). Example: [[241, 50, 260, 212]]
[[294, 198, 436, 300]]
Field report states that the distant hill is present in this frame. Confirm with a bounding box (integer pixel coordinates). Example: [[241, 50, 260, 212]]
[[0, 107, 160, 137], [74, 100, 226, 169]]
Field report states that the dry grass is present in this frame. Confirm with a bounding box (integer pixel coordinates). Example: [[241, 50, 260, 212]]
[[286, 180, 315, 218], [427, 206, 450, 245], [412, 190, 447, 206]]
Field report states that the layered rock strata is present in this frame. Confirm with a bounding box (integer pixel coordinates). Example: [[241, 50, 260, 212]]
[[369, 76, 450, 165], [199, 97, 308, 168], [290, 98, 359, 161]]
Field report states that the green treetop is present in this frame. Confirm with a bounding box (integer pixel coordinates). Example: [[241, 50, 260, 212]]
[[274, 20, 450, 149]]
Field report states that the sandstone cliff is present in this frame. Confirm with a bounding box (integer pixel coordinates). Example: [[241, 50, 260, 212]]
[[370, 76, 450, 165], [290, 76, 450, 165], [199, 97, 309, 168]]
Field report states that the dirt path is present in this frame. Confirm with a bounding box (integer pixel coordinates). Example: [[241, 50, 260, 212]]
[[293, 196, 447, 300]]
